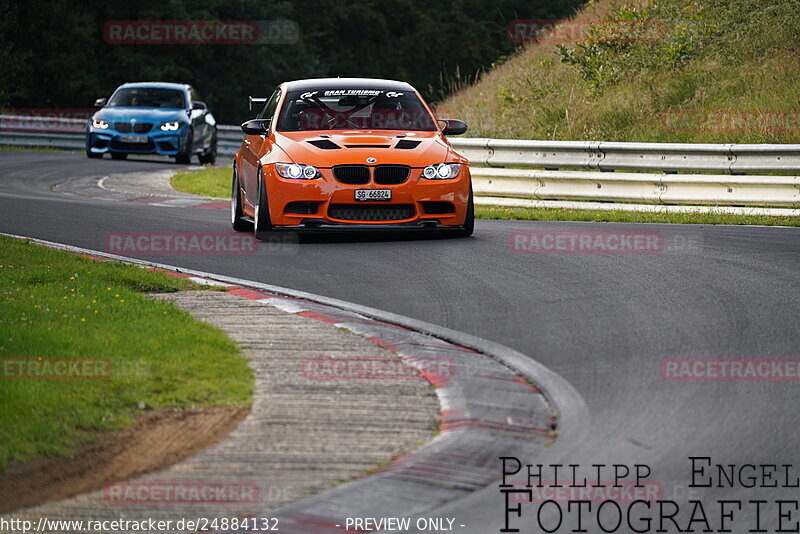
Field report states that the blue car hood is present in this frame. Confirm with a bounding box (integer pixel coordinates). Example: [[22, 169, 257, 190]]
[[94, 107, 189, 124]]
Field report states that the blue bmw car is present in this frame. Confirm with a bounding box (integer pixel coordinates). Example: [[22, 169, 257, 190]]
[[86, 82, 217, 164]]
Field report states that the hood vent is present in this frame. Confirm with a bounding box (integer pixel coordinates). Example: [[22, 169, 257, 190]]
[[395, 139, 421, 149], [308, 139, 341, 150]]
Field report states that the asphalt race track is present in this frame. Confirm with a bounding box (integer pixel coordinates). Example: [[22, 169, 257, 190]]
[[2, 151, 800, 532]]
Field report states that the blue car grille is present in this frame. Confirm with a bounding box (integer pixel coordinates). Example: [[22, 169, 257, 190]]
[[110, 138, 155, 151], [114, 122, 152, 133]]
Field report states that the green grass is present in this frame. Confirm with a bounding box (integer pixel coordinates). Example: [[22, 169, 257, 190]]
[[441, 0, 800, 144], [0, 236, 254, 472], [172, 166, 230, 198], [476, 206, 800, 226]]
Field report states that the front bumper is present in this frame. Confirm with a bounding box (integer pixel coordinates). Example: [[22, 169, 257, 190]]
[[86, 127, 188, 156], [263, 166, 471, 228]]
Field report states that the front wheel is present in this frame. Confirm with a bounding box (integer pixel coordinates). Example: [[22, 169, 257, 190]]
[[175, 128, 193, 164], [231, 166, 253, 232], [198, 134, 217, 165], [254, 167, 273, 240], [452, 184, 474, 238], [86, 150, 102, 159]]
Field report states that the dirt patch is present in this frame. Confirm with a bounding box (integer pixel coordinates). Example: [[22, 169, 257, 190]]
[[0, 405, 249, 514]]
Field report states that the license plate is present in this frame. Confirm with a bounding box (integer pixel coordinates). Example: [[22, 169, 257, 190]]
[[120, 135, 148, 143], [355, 189, 391, 202]]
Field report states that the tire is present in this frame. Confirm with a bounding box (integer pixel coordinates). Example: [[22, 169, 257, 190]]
[[198, 134, 217, 165], [86, 150, 102, 159], [452, 183, 474, 238], [231, 166, 253, 232], [254, 167, 274, 239], [110, 152, 127, 160], [175, 128, 193, 164]]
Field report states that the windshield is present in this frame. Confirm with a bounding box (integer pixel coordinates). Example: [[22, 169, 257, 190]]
[[107, 87, 186, 109], [276, 89, 437, 132]]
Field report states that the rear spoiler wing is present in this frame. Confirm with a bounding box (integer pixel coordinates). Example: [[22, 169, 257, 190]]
[[249, 96, 268, 111]]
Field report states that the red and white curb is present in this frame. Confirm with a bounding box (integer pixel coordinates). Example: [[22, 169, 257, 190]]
[[3, 233, 588, 534]]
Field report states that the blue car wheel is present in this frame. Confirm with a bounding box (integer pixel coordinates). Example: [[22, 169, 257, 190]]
[[198, 134, 217, 165], [175, 127, 193, 164]]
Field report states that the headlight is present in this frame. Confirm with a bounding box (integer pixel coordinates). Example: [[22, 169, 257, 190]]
[[92, 118, 109, 130], [275, 163, 320, 180], [159, 121, 181, 131], [422, 163, 461, 180]]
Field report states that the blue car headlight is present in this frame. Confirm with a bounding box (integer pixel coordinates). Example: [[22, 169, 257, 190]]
[[159, 121, 182, 132], [92, 118, 109, 130]]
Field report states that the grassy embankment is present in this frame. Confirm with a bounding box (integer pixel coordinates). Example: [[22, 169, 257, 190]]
[[0, 236, 253, 472], [442, 0, 800, 224], [442, 0, 800, 143]]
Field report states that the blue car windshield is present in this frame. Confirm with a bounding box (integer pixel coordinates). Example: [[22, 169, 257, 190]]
[[108, 88, 186, 109]]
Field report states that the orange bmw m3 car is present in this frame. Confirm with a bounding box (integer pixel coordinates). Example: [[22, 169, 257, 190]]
[[231, 78, 473, 238]]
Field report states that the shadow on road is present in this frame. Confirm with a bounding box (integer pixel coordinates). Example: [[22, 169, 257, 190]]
[[257, 229, 470, 245]]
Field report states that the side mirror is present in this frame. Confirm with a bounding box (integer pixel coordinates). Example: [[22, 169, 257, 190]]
[[439, 119, 468, 136], [192, 101, 208, 111], [94, 98, 107, 108], [241, 118, 271, 135]]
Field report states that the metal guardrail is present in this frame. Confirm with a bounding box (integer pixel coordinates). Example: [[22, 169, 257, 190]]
[[468, 167, 800, 208], [449, 138, 800, 208], [218, 124, 243, 157], [0, 130, 86, 151], [2, 115, 799, 208], [0, 116, 247, 155], [450, 138, 800, 174], [0, 115, 89, 151]]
